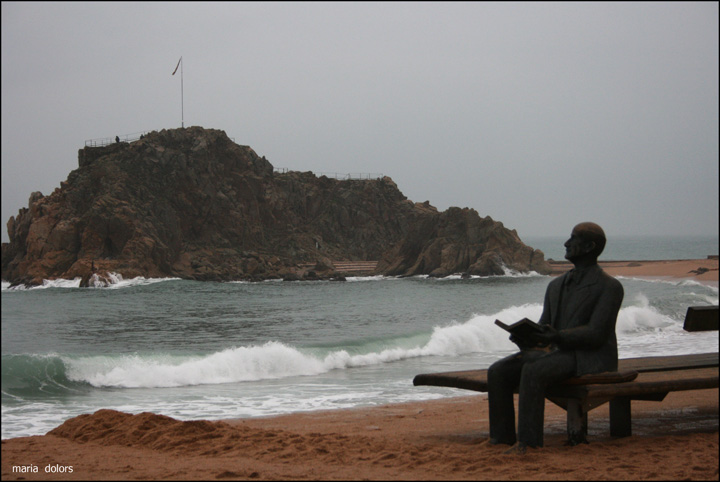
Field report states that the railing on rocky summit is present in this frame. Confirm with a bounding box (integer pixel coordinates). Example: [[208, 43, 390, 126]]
[[84, 131, 153, 147], [85, 131, 235, 147], [273, 169, 384, 180]]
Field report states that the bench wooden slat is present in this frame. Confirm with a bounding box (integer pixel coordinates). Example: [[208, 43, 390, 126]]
[[561, 370, 638, 385], [553, 367, 718, 400], [412, 353, 719, 392], [617, 353, 718, 372], [413, 371, 488, 391], [412, 370, 640, 392]]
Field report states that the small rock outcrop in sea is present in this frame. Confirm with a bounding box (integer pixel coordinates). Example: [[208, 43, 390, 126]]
[[1, 127, 550, 285]]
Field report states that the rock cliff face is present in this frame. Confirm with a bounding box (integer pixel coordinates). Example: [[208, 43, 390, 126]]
[[1, 127, 550, 285], [376, 206, 550, 278]]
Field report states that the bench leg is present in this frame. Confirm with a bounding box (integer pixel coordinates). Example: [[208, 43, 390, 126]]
[[566, 399, 588, 445], [610, 397, 632, 437]]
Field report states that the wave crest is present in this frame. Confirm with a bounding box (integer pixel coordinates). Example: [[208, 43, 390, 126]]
[[2, 299, 697, 392]]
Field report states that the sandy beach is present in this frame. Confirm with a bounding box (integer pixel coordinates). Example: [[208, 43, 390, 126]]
[[2, 258, 717, 481], [553, 257, 719, 284]]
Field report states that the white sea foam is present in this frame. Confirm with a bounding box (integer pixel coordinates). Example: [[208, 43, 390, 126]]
[[616, 294, 677, 333], [58, 304, 543, 389], [616, 275, 719, 292], [1, 277, 83, 290], [499, 264, 545, 278], [59, 300, 704, 391], [66, 343, 327, 388], [1, 273, 180, 290], [97, 273, 181, 289], [346, 275, 391, 282], [39, 278, 82, 289]]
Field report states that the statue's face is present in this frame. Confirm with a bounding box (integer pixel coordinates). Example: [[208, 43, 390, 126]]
[[563, 228, 594, 262]]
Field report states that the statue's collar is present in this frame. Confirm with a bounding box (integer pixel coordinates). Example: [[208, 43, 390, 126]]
[[566, 264, 600, 286]]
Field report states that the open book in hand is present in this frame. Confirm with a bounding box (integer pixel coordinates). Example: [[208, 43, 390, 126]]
[[495, 318, 548, 349]]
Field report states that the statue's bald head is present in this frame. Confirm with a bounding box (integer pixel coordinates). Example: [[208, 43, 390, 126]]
[[572, 222, 606, 259]]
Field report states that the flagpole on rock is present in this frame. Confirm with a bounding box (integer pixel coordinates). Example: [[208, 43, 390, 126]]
[[172, 56, 184, 128]]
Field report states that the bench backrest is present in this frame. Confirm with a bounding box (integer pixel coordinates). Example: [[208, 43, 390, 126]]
[[683, 306, 719, 332], [617, 352, 718, 373]]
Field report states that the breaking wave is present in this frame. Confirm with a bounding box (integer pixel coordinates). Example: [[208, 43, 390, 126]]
[[3, 299, 701, 393]]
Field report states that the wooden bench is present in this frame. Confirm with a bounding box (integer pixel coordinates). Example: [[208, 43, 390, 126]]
[[413, 352, 719, 444]]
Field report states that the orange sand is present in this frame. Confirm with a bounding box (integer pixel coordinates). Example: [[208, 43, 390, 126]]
[[2, 259, 717, 481], [555, 257, 719, 284]]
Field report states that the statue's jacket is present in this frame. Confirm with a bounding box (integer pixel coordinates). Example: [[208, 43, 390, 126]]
[[539, 264, 624, 376]]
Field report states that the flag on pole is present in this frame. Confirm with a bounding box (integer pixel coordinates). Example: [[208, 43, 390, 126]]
[[172, 57, 182, 76]]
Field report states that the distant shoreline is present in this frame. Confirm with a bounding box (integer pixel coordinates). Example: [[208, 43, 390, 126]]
[[2, 258, 718, 287], [548, 257, 718, 284]]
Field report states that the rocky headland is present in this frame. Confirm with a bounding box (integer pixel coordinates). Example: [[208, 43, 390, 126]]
[[2, 127, 550, 286]]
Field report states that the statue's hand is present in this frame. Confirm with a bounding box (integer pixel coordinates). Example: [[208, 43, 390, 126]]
[[510, 334, 536, 351], [530, 325, 559, 345]]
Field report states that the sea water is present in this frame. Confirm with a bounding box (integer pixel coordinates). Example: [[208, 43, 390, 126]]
[[2, 235, 718, 439], [524, 234, 719, 262]]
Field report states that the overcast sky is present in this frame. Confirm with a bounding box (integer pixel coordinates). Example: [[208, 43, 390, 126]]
[[2, 2, 718, 244]]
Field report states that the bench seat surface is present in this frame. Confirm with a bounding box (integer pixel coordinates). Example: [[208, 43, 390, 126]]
[[548, 367, 718, 400], [413, 353, 719, 394]]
